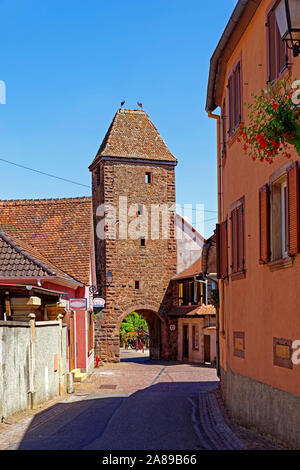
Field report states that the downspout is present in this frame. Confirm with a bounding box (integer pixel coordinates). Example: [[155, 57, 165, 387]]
[[207, 111, 223, 378]]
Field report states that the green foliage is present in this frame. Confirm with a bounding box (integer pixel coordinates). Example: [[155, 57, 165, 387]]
[[120, 312, 148, 337]]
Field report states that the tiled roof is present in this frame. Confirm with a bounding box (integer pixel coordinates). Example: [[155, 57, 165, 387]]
[[172, 256, 202, 280], [168, 304, 216, 317], [0, 197, 92, 285], [89, 109, 177, 169], [0, 231, 74, 280]]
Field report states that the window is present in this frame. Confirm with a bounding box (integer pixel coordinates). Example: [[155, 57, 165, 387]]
[[140, 237, 146, 247], [192, 326, 199, 350], [281, 181, 288, 257], [267, 6, 287, 83], [228, 62, 241, 136], [135, 280, 140, 290], [137, 204, 143, 216], [145, 172, 152, 184], [178, 280, 206, 306], [259, 162, 300, 265], [231, 200, 245, 274]]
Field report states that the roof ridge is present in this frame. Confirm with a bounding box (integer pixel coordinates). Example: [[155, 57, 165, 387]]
[[0, 196, 92, 205]]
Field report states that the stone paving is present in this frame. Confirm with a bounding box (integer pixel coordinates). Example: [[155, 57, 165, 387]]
[[0, 349, 283, 450]]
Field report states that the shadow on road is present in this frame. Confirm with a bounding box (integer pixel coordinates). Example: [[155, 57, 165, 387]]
[[15, 379, 219, 450]]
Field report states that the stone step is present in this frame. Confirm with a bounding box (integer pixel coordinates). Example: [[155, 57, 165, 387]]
[[73, 372, 87, 383]]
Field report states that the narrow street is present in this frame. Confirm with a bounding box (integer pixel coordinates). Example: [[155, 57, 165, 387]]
[[0, 350, 281, 450]]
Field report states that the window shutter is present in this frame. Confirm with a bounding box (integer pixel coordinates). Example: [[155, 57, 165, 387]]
[[268, 10, 276, 82], [233, 63, 241, 126], [287, 162, 300, 256], [228, 75, 234, 134], [231, 208, 238, 273], [237, 205, 245, 271], [217, 221, 228, 279], [259, 184, 270, 264]]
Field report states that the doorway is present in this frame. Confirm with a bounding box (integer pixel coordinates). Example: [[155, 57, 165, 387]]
[[204, 335, 211, 363], [183, 325, 189, 359]]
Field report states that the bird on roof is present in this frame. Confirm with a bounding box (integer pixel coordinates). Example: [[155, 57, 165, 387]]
[[137, 102, 143, 109], [120, 100, 125, 108]]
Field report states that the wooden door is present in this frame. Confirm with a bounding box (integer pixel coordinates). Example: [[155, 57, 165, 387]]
[[183, 325, 189, 359], [204, 335, 211, 363]]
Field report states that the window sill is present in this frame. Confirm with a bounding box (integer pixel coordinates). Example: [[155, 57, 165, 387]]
[[268, 256, 294, 272], [230, 270, 246, 281]]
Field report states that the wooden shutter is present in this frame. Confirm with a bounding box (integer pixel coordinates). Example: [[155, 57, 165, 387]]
[[268, 9, 276, 82], [231, 208, 239, 273], [228, 75, 234, 134], [217, 220, 228, 280], [287, 162, 300, 256], [259, 184, 270, 264], [237, 204, 245, 272], [233, 63, 241, 127]]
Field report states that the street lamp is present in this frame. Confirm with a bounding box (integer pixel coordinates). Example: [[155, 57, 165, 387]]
[[275, 0, 300, 57], [106, 269, 113, 286]]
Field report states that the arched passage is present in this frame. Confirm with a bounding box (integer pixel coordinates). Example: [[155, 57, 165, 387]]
[[116, 307, 165, 361]]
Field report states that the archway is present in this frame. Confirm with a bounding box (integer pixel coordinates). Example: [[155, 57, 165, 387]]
[[116, 308, 164, 361]]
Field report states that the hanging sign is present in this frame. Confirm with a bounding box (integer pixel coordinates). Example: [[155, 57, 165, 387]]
[[93, 297, 105, 308]]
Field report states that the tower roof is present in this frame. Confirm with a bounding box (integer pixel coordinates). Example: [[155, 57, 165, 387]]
[[89, 109, 177, 170]]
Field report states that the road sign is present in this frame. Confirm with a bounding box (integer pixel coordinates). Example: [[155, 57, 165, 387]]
[[69, 298, 87, 310]]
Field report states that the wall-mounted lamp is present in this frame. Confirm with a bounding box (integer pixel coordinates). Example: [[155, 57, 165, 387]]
[[275, 0, 300, 57]]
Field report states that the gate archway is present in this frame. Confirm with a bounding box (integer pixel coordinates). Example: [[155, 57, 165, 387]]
[[116, 307, 165, 361]]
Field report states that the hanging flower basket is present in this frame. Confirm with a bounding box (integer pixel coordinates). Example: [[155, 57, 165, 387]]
[[238, 78, 300, 163]]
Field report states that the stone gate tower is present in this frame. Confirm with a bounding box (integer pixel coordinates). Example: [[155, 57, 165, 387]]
[[89, 108, 178, 362]]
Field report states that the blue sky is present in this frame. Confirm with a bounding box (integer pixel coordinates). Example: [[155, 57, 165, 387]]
[[0, 0, 236, 238]]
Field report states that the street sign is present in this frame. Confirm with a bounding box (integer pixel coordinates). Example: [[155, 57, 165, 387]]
[[69, 298, 87, 310], [93, 297, 105, 308]]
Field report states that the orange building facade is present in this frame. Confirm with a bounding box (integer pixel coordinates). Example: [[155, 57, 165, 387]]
[[206, 0, 300, 447]]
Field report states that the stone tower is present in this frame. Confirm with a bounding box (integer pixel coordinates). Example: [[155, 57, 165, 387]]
[[89, 108, 178, 362]]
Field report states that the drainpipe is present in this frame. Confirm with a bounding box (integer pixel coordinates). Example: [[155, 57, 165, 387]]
[[207, 111, 223, 379]]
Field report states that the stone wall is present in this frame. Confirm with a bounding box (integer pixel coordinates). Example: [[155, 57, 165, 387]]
[[224, 365, 300, 449], [92, 160, 178, 362]]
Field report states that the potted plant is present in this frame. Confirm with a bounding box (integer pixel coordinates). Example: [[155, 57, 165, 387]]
[[238, 78, 300, 163]]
